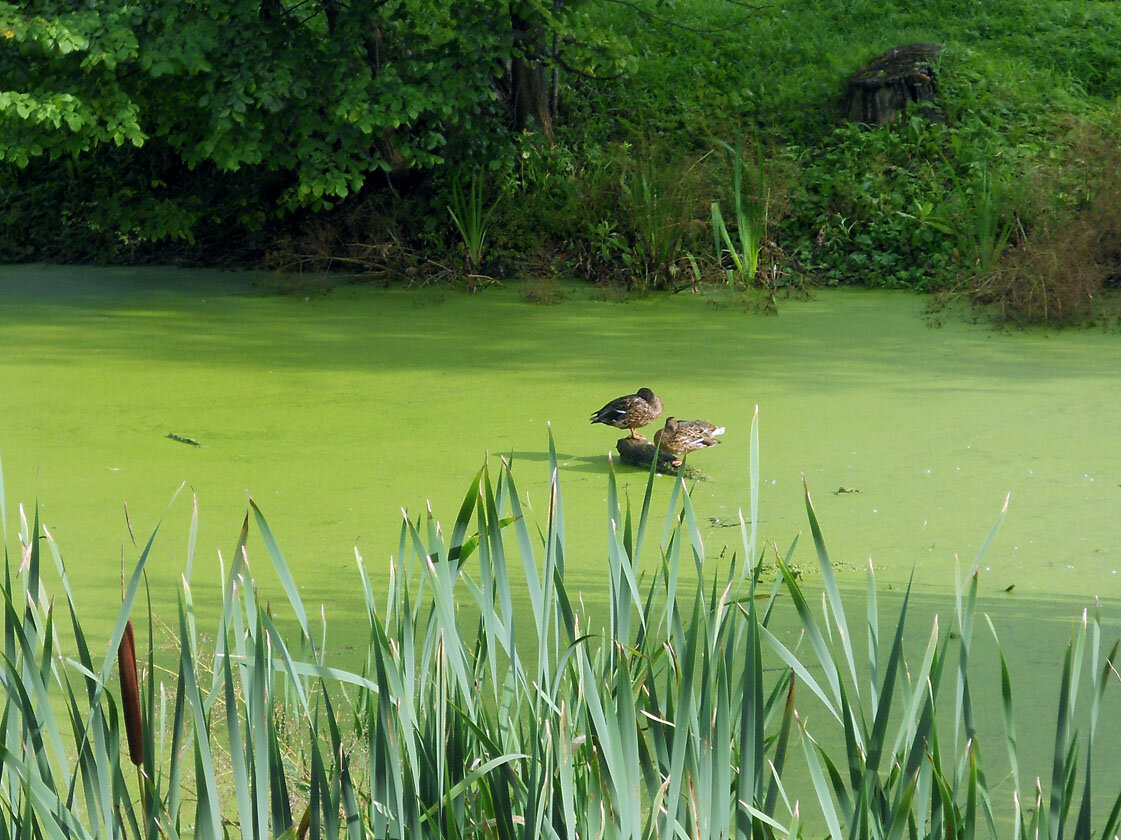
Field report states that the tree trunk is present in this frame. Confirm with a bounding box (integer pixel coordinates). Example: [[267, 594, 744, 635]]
[[510, 9, 554, 143], [319, 0, 338, 33]]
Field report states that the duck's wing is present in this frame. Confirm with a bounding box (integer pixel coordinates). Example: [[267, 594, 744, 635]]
[[679, 419, 725, 437], [591, 394, 628, 423]]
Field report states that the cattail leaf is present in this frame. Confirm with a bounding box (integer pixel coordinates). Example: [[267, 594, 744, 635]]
[[2, 593, 70, 782], [800, 724, 845, 840], [221, 633, 254, 840], [762, 672, 796, 818], [448, 465, 483, 569], [176, 591, 222, 840], [774, 552, 843, 714], [867, 575, 916, 774], [250, 498, 314, 649], [186, 493, 198, 583], [0, 746, 92, 840], [802, 475, 861, 706], [268, 713, 292, 834]]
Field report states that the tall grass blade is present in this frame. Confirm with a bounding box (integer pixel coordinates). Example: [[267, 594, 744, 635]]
[[772, 553, 842, 716], [250, 498, 314, 650], [1048, 639, 1076, 840], [800, 723, 845, 840], [802, 475, 861, 705], [222, 642, 254, 840]]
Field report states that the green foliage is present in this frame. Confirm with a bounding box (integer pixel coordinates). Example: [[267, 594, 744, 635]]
[[0, 0, 575, 245], [575, 0, 1121, 308], [447, 170, 498, 272], [711, 138, 767, 288], [0, 0, 505, 188], [4, 0, 1121, 322], [778, 117, 957, 290], [0, 3, 145, 164]]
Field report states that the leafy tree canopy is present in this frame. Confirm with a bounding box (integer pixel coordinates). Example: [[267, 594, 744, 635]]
[[0, 0, 596, 219]]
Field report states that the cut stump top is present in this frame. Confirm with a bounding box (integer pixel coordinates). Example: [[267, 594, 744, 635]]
[[844, 43, 944, 125]]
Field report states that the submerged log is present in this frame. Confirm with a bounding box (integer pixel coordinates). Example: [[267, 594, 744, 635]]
[[616, 437, 709, 481], [844, 43, 944, 125]]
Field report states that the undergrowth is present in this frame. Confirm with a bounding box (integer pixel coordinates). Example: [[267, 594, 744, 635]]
[[3, 0, 1120, 323]]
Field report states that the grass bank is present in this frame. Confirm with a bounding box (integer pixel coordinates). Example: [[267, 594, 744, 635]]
[[223, 0, 1121, 322], [4, 0, 1119, 324]]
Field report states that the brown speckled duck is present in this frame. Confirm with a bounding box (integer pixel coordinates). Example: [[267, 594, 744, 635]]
[[589, 387, 664, 439], [653, 417, 725, 465]]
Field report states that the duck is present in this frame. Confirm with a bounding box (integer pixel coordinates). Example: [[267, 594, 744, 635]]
[[653, 417, 725, 465], [589, 387, 664, 439]]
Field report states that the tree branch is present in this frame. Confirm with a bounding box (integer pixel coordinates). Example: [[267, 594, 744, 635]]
[[552, 50, 627, 81]]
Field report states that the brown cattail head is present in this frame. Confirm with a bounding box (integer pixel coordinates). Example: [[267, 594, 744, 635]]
[[118, 619, 144, 766]]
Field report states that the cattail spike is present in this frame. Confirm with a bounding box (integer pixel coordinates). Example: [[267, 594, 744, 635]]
[[118, 619, 144, 766]]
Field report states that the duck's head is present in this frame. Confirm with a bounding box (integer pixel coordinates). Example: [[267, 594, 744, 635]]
[[637, 387, 657, 402]]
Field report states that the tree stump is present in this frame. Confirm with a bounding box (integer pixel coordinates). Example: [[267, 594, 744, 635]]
[[615, 437, 709, 480], [843, 43, 944, 125]]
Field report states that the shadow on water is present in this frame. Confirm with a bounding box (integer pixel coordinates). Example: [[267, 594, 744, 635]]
[[7, 266, 1120, 387], [507, 450, 609, 475]]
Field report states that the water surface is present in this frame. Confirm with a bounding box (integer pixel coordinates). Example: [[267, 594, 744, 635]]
[[3, 263, 1120, 820], [5, 265, 1115, 615]]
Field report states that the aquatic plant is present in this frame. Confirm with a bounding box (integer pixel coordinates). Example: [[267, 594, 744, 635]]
[[447, 171, 498, 274], [1, 429, 1119, 839], [711, 138, 768, 288], [950, 165, 1015, 283], [618, 146, 704, 289]]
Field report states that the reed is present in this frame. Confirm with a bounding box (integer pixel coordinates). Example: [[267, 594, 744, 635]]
[[711, 139, 768, 288], [447, 171, 498, 272], [0, 433, 1118, 839]]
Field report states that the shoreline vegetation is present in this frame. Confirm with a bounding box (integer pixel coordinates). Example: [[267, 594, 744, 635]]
[[3, 419, 1120, 838], [2, 0, 1120, 324]]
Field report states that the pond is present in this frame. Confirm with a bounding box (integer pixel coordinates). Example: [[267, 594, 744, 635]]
[[3, 265, 1115, 608], [2, 263, 1119, 817]]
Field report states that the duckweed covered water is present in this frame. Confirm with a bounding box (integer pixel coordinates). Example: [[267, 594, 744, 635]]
[[4, 265, 1116, 617], [3, 264, 1120, 822]]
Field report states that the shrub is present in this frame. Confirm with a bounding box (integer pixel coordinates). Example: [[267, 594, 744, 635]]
[[980, 125, 1121, 323]]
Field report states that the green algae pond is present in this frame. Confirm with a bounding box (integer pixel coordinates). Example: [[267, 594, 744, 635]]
[[2, 263, 1120, 820], [3, 264, 1116, 609]]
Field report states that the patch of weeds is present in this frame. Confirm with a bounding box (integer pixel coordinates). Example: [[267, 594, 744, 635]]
[[971, 120, 1121, 324], [520, 276, 567, 305], [590, 283, 637, 303], [446, 170, 498, 274], [574, 139, 711, 292], [619, 143, 708, 289], [710, 138, 768, 289]]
